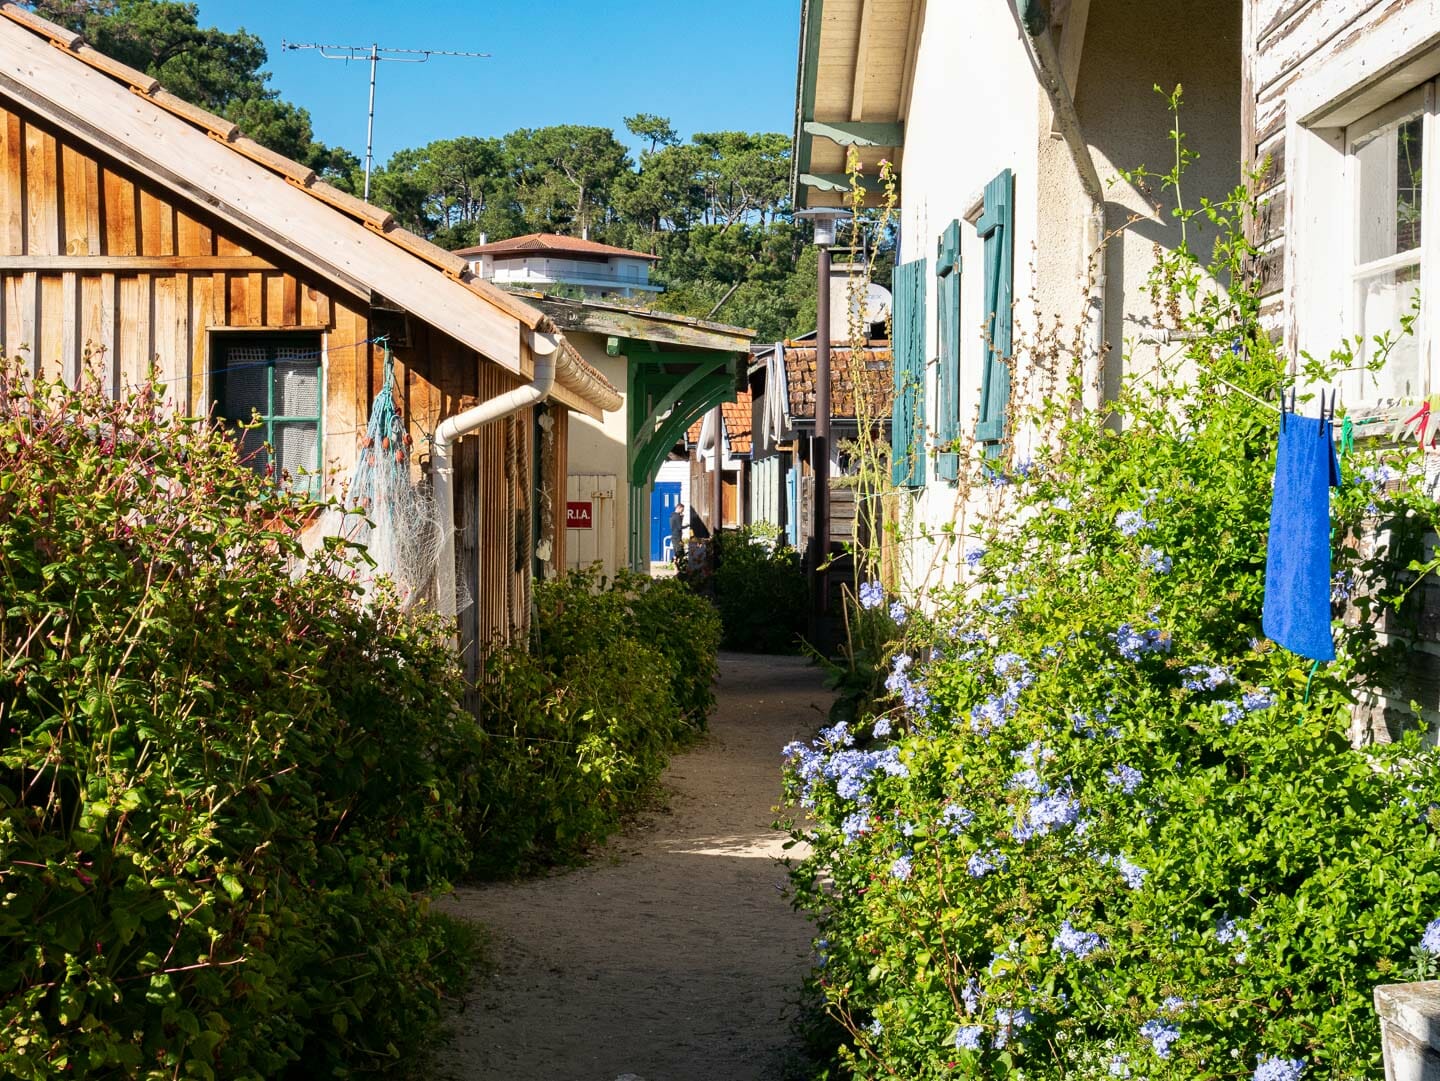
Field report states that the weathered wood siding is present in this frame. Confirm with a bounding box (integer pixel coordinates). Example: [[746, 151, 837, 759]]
[[1244, 0, 1420, 319], [0, 98, 560, 662]]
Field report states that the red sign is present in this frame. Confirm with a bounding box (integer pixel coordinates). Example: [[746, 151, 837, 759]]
[[566, 501, 594, 529]]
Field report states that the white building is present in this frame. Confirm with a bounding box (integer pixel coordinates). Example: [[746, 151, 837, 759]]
[[794, 0, 1243, 592], [454, 233, 662, 299]]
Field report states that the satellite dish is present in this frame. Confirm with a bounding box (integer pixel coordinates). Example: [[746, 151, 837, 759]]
[[830, 276, 893, 327]]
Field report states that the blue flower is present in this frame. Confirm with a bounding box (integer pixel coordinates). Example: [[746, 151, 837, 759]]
[[889, 600, 908, 625], [1099, 852, 1148, 889], [961, 977, 980, 1014], [858, 580, 884, 609], [1162, 995, 1187, 1014], [890, 855, 913, 881], [968, 847, 1006, 878], [1253, 1056, 1305, 1081], [1420, 917, 1440, 955], [1112, 622, 1172, 662], [1053, 495, 1073, 511], [1243, 689, 1275, 712], [993, 1007, 1033, 1050], [1013, 791, 1081, 841], [1052, 920, 1105, 959], [941, 803, 975, 834], [954, 1024, 985, 1050], [1108, 1052, 1132, 1078], [1217, 699, 1244, 725], [965, 545, 986, 567], [1139, 1018, 1181, 1058], [1008, 767, 1049, 794], [1216, 916, 1248, 945], [1358, 463, 1397, 487], [867, 1018, 883, 1037], [820, 721, 854, 747], [872, 716, 892, 738], [1115, 509, 1155, 536], [1182, 663, 1234, 691], [1105, 764, 1143, 794], [840, 812, 870, 844], [1141, 546, 1172, 574]]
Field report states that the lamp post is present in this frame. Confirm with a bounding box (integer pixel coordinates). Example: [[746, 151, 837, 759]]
[[796, 207, 848, 645]]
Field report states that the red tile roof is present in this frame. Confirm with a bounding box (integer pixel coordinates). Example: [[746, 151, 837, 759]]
[[454, 232, 660, 261], [721, 392, 753, 456], [784, 341, 892, 421]]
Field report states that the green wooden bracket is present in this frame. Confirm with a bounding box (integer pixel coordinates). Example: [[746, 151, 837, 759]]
[[803, 121, 903, 147], [630, 373, 735, 489]]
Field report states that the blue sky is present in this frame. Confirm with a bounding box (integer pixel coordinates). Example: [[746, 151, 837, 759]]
[[196, 1, 800, 165]]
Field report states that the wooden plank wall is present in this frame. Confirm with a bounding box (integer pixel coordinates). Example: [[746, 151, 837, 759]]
[[0, 99, 562, 665], [1245, 0, 1415, 321]]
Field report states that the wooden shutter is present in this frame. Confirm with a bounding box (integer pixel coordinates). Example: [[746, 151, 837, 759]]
[[975, 169, 1015, 453], [891, 256, 928, 488], [936, 220, 962, 482]]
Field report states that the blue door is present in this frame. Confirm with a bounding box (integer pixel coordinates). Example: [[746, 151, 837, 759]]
[[785, 466, 799, 548], [650, 482, 683, 562]]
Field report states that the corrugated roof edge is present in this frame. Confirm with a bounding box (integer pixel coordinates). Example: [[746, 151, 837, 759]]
[[0, 2, 620, 410]]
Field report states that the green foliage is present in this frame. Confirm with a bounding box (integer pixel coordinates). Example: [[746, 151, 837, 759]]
[[0, 361, 474, 1078], [710, 527, 808, 654], [783, 104, 1440, 1080], [466, 567, 720, 877]]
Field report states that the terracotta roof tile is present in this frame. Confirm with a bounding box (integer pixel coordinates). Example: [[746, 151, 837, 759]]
[[454, 232, 660, 261], [784, 341, 892, 421], [721, 391, 753, 456]]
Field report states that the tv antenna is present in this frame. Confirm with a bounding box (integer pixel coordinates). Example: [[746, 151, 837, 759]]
[[281, 41, 491, 201]]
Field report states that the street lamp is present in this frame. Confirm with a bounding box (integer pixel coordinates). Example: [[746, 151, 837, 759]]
[[796, 207, 848, 645]]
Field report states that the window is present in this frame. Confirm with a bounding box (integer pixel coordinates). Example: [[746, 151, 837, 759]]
[[211, 334, 324, 496], [1346, 88, 1429, 401]]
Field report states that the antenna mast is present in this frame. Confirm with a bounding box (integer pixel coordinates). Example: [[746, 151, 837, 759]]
[[281, 41, 491, 201]]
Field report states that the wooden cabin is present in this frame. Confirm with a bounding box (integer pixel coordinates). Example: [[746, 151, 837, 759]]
[[0, 5, 621, 694]]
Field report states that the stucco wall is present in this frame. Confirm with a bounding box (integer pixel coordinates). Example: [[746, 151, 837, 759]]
[[893, 0, 1241, 597], [565, 337, 630, 573]]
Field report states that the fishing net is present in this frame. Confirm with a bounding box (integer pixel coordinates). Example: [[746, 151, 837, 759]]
[[320, 345, 450, 611]]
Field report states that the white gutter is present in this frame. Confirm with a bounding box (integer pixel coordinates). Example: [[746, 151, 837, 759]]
[[1015, 0, 1108, 411], [433, 327, 560, 625]]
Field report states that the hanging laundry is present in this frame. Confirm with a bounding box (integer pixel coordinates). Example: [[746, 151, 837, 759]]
[[1262, 415, 1340, 662]]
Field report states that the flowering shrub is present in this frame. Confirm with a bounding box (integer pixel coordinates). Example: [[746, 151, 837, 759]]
[[0, 362, 476, 1078], [784, 129, 1440, 1079]]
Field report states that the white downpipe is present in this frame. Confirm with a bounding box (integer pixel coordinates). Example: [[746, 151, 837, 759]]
[[433, 329, 559, 628]]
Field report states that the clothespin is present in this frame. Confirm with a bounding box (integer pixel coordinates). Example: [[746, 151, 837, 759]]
[[1339, 416, 1354, 455], [1399, 400, 1432, 446]]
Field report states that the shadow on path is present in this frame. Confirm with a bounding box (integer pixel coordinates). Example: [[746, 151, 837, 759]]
[[439, 652, 833, 1081]]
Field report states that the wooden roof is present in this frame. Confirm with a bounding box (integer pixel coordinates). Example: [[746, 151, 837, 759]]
[[721, 392, 753, 456], [783, 340, 892, 420], [793, 0, 922, 209], [0, 5, 619, 417], [523, 293, 755, 353], [455, 233, 660, 262]]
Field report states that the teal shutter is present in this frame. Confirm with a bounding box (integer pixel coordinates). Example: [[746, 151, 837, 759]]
[[891, 257, 927, 488], [935, 220, 962, 482], [975, 168, 1014, 454]]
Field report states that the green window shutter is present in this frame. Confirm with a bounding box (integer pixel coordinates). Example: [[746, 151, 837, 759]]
[[890, 257, 927, 488], [975, 168, 1015, 454], [935, 220, 962, 482]]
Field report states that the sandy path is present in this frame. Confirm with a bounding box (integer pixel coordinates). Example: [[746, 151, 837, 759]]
[[439, 652, 831, 1081]]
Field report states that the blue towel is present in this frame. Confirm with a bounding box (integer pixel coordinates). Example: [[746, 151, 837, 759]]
[[1262, 415, 1340, 662]]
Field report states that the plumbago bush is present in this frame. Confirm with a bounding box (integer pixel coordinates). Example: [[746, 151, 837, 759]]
[[784, 131, 1440, 1078], [0, 360, 477, 1078]]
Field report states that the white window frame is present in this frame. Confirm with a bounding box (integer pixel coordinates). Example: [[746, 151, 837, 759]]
[[1286, 27, 1440, 420], [1339, 84, 1433, 405]]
